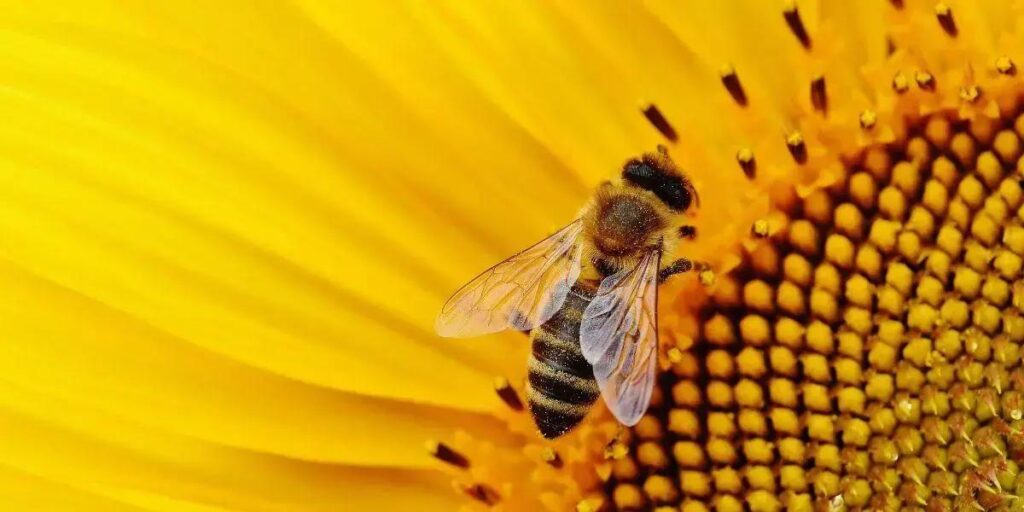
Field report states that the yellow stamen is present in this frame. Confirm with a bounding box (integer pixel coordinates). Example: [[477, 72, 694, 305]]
[[915, 70, 936, 90], [860, 109, 877, 130], [960, 85, 981, 103], [996, 56, 1017, 75], [893, 72, 910, 93]]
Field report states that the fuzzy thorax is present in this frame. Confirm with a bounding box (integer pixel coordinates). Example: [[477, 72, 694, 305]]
[[580, 183, 685, 277]]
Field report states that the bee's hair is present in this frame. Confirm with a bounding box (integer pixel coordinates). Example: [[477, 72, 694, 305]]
[[582, 184, 673, 274]]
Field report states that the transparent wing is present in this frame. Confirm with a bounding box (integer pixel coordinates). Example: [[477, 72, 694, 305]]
[[435, 219, 584, 338], [579, 249, 660, 426]]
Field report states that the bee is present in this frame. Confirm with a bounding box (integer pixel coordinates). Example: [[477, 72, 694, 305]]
[[436, 148, 705, 438]]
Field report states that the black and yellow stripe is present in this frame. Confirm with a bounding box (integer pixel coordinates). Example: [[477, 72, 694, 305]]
[[526, 282, 601, 438]]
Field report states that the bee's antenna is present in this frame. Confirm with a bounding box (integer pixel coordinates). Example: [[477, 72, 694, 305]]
[[682, 174, 700, 209]]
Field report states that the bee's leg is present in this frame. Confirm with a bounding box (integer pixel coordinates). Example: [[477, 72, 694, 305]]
[[658, 259, 692, 282], [678, 225, 697, 239], [658, 258, 709, 283]]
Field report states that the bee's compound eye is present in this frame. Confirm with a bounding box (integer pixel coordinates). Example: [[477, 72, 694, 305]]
[[657, 179, 690, 212], [621, 161, 651, 181], [622, 161, 690, 211], [678, 184, 694, 211]]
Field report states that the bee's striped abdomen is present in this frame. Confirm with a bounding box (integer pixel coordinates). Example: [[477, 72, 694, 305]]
[[527, 282, 601, 439]]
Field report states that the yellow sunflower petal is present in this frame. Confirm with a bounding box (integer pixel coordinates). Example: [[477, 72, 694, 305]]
[[0, 399, 460, 510], [0, 260, 518, 467], [0, 2, 579, 505], [0, 464, 150, 512], [0, 6, 539, 409]]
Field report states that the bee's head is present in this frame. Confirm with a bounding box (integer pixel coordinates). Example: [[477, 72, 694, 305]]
[[588, 186, 668, 257], [621, 151, 698, 212]]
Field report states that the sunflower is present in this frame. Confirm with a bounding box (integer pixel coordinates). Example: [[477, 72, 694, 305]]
[[0, 0, 1021, 511], [417, 1, 1024, 511]]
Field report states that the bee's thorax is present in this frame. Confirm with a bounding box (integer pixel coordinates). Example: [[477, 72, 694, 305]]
[[585, 186, 669, 261]]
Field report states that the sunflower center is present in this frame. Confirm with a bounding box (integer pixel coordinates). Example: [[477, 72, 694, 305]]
[[594, 113, 1024, 511]]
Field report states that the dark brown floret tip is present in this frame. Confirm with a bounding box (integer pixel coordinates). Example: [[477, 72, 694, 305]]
[[720, 65, 748, 107], [935, 2, 958, 37], [460, 483, 501, 505], [787, 131, 807, 164], [427, 440, 470, 469], [737, 147, 756, 179], [542, 447, 564, 468], [642, 104, 678, 142], [782, 1, 811, 50], [810, 75, 827, 115], [996, 56, 1017, 76], [916, 70, 936, 90], [494, 376, 524, 411]]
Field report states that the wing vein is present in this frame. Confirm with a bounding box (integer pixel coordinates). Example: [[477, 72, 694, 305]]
[[579, 250, 661, 426], [435, 220, 584, 337]]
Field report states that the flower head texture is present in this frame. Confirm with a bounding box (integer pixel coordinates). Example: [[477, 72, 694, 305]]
[[5, 1, 1024, 511]]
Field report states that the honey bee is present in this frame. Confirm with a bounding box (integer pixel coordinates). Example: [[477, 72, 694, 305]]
[[436, 148, 705, 438]]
